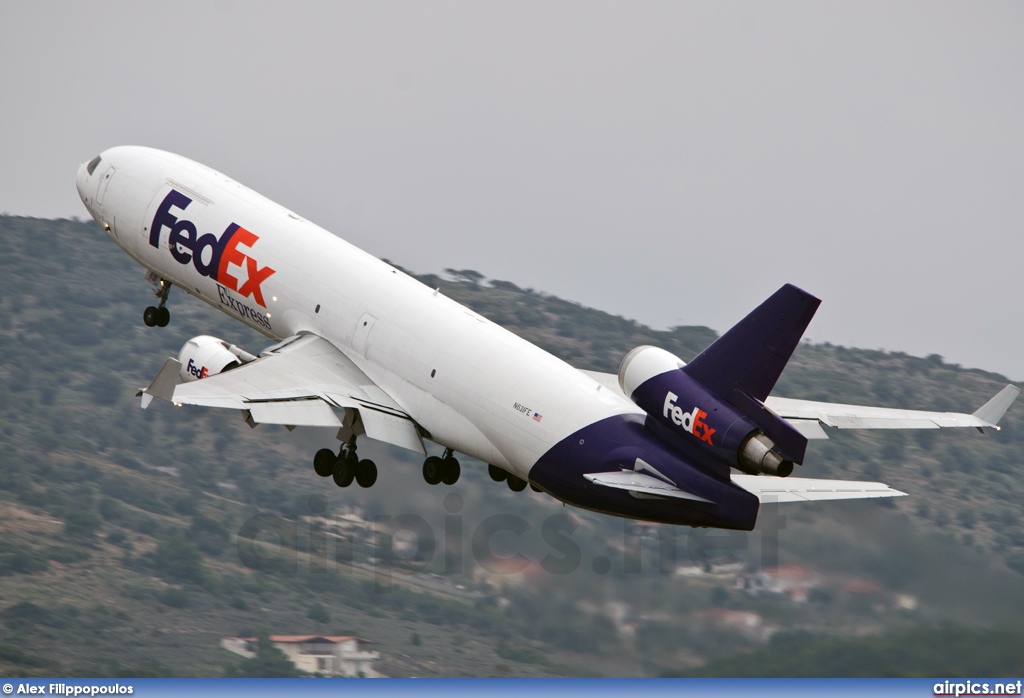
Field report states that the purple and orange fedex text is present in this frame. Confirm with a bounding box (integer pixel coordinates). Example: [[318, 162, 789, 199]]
[[149, 190, 276, 308]]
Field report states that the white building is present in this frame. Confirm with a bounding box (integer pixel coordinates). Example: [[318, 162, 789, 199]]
[[737, 566, 822, 603], [221, 635, 383, 677], [699, 609, 775, 642]]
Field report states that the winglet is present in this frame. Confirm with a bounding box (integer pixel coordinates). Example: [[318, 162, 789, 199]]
[[971, 384, 1020, 429], [139, 358, 182, 409]]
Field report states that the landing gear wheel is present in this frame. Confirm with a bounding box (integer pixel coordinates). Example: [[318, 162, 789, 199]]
[[441, 457, 460, 485], [355, 460, 377, 488], [144, 280, 173, 328], [422, 456, 444, 485], [313, 448, 336, 477], [507, 475, 527, 492], [333, 458, 355, 487], [488, 464, 508, 482]]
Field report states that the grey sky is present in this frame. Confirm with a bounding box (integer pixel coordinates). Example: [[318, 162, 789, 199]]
[[3, 1, 1023, 382]]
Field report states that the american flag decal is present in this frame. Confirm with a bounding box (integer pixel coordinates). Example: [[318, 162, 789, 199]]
[[532, 412, 543, 422]]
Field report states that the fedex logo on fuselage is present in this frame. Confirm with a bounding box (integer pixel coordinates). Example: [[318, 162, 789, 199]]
[[149, 190, 276, 307], [663, 391, 716, 445]]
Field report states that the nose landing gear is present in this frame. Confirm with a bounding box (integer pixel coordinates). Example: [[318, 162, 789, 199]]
[[143, 279, 172, 327]]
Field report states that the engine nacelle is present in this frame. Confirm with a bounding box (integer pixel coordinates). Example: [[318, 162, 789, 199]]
[[619, 345, 687, 398], [618, 345, 794, 476], [177, 335, 255, 382]]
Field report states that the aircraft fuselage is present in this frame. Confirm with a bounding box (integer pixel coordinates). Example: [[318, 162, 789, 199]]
[[75, 146, 762, 530]]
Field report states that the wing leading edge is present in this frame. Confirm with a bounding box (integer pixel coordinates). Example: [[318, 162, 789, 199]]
[[138, 333, 426, 454]]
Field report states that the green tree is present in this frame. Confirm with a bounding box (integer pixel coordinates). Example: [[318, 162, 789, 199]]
[[445, 268, 485, 286], [63, 510, 102, 541], [98, 496, 125, 521], [188, 514, 230, 556], [229, 632, 304, 678], [307, 602, 329, 624], [153, 535, 205, 585]]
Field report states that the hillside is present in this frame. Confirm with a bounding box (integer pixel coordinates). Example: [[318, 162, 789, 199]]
[[0, 215, 1022, 677]]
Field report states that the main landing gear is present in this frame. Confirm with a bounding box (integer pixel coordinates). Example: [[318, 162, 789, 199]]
[[313, 439, 377, 489], [143, 279, 172, 328], [488, 463, 541, 493], [422, 449, 460, 486]]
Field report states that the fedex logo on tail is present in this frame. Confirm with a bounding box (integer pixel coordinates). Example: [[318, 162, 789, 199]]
[[149, 190, 276, 307], [663, 392, 716, 445]]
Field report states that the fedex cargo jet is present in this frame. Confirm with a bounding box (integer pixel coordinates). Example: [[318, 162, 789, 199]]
[[75, 146, 1019, 531]]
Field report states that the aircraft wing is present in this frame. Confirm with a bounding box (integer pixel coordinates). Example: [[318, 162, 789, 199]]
[[138, 333, 426, 454], [579, 369, 1019, 440], [731, 474, 906, 502], [763, 384, 1020, 439]]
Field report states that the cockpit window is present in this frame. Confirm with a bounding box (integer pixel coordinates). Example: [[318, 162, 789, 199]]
[[86, 155, 102, 175]]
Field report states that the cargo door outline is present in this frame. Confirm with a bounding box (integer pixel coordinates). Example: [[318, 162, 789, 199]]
[[96, 166, 117, 206]]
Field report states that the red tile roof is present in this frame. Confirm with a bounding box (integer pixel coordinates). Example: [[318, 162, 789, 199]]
[[228, 635, 374, 644]]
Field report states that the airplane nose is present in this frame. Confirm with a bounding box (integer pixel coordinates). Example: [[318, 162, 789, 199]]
[[77, 154, 103, 209], [75, 162, 87, 202]]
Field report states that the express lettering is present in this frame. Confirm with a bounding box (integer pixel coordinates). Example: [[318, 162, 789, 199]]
[[662, 391, 716, 445], [185, 358, 209, 380], [149, 190, 276, 307], [217, 284, 273, 331]]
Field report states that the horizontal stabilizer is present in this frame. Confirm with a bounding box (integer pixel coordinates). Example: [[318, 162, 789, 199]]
[[766, 383, 1020, 435], [732, 474, 906, 503], [786, 419, 831, 439], [584, 470, 712, 503], [575, 370, 1018, 438]]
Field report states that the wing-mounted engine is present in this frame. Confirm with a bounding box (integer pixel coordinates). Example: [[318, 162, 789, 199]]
[[177, 335, 256, 382], [618, 345, 798, 477]]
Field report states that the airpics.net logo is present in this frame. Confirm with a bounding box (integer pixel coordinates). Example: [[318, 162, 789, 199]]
[[934, 680, 1023, 697]]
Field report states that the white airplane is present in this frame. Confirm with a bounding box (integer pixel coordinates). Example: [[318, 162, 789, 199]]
[[75, 146, 1019, 531]]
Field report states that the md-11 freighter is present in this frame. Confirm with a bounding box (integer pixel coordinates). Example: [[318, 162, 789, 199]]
[[76, 146, 1019, 531]]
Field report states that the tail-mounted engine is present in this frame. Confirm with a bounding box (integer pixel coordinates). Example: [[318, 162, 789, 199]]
[[177, 335, 256, 382], [618, 346, 800, 477]]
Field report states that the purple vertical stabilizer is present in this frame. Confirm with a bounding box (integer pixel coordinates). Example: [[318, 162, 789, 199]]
[[683, 284, 820, 402]]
